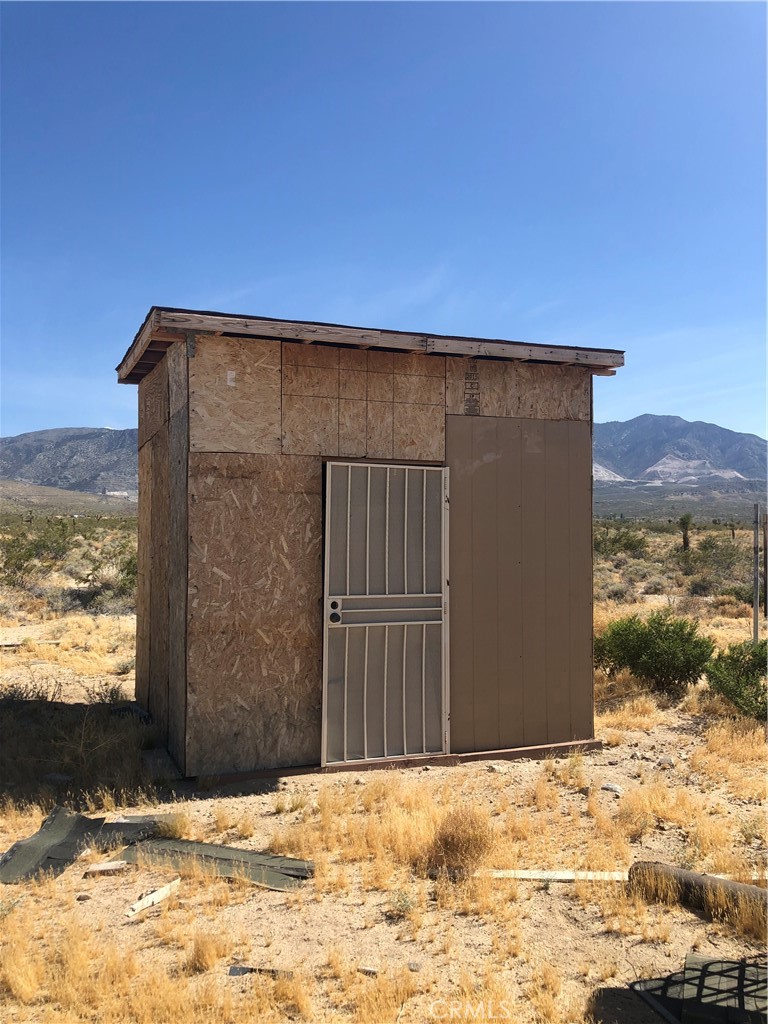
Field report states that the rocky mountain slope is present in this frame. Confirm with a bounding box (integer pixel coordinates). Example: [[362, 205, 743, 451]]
[[593, 414, 766, 482], [0, 427, 138, 495], [0, 416, 764, 500]]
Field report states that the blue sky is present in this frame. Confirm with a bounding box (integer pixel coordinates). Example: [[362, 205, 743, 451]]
[[1, 2, 765, 438]]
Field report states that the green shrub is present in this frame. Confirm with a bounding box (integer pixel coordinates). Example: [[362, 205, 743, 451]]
[[594, 610, 715, 699], [705, 640, 767, 720], [594, 526, 648, 559]]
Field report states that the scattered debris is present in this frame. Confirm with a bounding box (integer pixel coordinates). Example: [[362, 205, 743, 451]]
[[0, 807, 313, 893], [358, 966, 379, 977], [601, 782, 624, 796], [484, 869, 628, 882], [83, 860, 130, 877], [0, 806, 161, 884], [407, 962, 422, 973], [122, 839, 313, 892], [76, 894, 91, 902], [228, 965, 294, 980], [126, 878, 180, 918], [657, 755, 675, 770], [629, 861, 768, 930], [633, 953, 766, 1023]]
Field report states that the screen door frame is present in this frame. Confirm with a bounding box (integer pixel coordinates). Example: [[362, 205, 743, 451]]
[[320, 461, 450, 766]]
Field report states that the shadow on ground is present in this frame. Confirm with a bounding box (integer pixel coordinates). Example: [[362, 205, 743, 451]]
[[587, 986, 661, 1023]]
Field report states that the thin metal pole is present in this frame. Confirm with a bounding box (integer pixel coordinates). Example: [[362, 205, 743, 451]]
[[385, 467, 390, 596], [345, 465, 352, 595], [363, 626, 369, 760], [402, 624, 408, 756], [365, 466, 371, 596], [404, 469, 409, 595], [343, 628, 349, 762], [383, 625, 388, 757], [421, 622, 426, 753], [422, 470, 427, 594], [753, 503, 760, 643]]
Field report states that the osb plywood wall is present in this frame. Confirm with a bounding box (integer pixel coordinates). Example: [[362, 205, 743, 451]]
[[185, 454, 323, 775], [141, 332, 594, 775], [136, 348, 189, 772]]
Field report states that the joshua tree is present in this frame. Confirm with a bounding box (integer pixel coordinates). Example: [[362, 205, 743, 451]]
[[678, 513, 693, 552]]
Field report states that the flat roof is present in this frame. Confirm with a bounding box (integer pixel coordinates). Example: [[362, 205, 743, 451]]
[[117, 305, 625, 383]]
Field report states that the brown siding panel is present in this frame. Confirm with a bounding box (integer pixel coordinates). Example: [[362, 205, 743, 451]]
[[496, 418, 525, 749], [446, 415, 594, 754], [446, 417, 475, 753], [138, 358, 169, 448]]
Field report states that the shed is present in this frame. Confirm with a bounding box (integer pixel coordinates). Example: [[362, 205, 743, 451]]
[[117, 307, 624, 778]]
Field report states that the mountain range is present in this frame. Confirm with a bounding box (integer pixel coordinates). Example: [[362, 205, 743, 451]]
[[0, 415, 765, 511]]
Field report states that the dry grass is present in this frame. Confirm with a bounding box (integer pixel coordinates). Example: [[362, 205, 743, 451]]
[[185, 929, 232, 973], [418, 806, 494, 879], [595, 694, 664, 733], [689, 719, 768, 802]]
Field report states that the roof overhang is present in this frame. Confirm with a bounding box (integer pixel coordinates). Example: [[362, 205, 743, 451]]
[[116, 306, 625, 384]]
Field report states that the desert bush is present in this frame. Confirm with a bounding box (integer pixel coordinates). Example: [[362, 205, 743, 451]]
[[83, 679, 126, 704], [594, 525, 648, 559], [688, 574, 716, 597], [706, 640, 767, 721], [643, 576, 667, 595], [604, 582, 634, 603], [418, 806, 493, 880], [594, 610, 715, 699], [710, 594, 751, 619]]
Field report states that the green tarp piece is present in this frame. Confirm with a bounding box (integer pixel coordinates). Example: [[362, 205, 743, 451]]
[[0, 806, 314, 893], [0, 806, 159, 884], [122, 838, 314, 891], [632, 955, 767, 1024]]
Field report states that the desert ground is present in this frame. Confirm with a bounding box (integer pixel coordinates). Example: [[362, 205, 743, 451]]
[[0, 514, 765, 1023]]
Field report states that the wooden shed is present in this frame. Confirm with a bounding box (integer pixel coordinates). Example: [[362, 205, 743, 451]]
[[117, 307, 624, 778]]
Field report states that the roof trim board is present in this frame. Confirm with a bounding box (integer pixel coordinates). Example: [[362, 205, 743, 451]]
[[117, 306, 625, 383]]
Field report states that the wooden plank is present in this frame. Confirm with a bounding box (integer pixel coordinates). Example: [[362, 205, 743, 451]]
[[470, 417, 500, 752], [568, 420, 595, 740], [119, 308, 623, 384], [484, 870, 628, 881], [167, 339, 189, 773], [83, 860, 130, 876], [189, 335, 281, 454], [544, 421, 572, 744], [520, 420, 548, 745], [135, 443, 152, 710], [125, 877, 180, 918], [445, 416, 475, 753], [149, 422, 170, 746], [496, 419, 525, 749]]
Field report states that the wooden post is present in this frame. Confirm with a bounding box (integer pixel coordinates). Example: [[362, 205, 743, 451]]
[[762, 512, 767, 620], [753, 504, 760, 642]]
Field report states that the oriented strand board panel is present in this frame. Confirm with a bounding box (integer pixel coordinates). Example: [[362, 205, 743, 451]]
[[166, 342, 189, 772], [189, 336, 281, 453], [446, 358, 591, 421], [446, 415, 593, 753], [186, 453, 323, 775], [280, 341, 445, 461], [138, 357, 169, 448]]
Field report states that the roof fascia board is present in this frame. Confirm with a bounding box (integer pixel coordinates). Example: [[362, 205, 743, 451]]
[[117, 306, 624, 383]]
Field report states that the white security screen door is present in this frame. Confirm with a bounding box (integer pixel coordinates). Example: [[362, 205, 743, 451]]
[[322, 463, 449, 766]]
